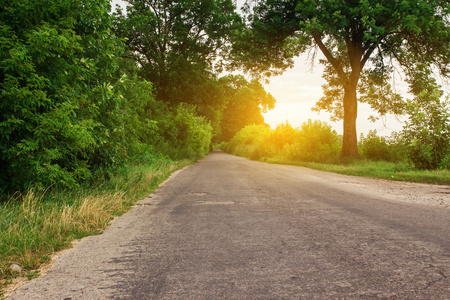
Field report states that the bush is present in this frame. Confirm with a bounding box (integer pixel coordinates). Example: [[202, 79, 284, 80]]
[[281, 120, 340, 163], [159, 104, 213, 160], [401, 91, 450, 170], [271, 122, 300, 150], [225, 120, 340, 163], [0, 0, 121, 194], [359, 130, 391, 161], [439, 153, 450, 170], [226, 124, 273, 159]]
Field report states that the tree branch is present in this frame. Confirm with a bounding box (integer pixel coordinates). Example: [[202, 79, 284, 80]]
[[312, 30, 345, 79]]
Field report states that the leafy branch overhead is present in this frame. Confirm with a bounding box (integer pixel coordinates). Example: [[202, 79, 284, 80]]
[[113, 0, 243, 103], [0, 0, 273, 196], [232, 0, 450, 158]]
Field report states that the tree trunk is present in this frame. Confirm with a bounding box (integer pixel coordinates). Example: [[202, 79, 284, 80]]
[[341, 82, 360, 159]]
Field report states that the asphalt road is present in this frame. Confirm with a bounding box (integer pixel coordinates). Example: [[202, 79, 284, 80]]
[[7, 151, 450, 299]]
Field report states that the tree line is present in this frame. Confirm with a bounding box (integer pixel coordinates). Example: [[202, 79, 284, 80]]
[[0, 0, 274, 197]]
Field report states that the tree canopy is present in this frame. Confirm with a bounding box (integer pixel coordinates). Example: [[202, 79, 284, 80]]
[[219, 75, 276, 141], [113, 0, 246, 136], [232, 0, 450, 157], [113, 0, 242, 102], [0, 0, 274, 196], [0, 0, 123, 191]]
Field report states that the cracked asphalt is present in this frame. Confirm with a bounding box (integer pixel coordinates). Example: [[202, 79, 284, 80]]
[[7, 150, 450, 299]]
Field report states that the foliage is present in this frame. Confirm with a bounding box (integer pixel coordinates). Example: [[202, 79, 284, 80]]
[[225, 124, 274, 160], [358, 130, 411, 163], [113, 75, 161, 157], [279, 120, 341, 163], [358, 130, 392, 161], [401, 77, 450, 169], [232, 0, 450, 158], [113, 0, 242, 134], [225, 120, 340, 163], [219, 75, 276, 142], [271, 121, 300, 150], [0, 0, 123, 194], [358, 89, 450, 170], [113, 0, 242, 92], [158, 104, 213, 160]]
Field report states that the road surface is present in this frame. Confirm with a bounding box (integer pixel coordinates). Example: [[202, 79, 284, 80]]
[[7, 151, 450, 299]]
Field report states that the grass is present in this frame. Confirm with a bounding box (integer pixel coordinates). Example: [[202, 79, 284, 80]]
[[0, 156, 192, 297], [265, 158, 450, 185]]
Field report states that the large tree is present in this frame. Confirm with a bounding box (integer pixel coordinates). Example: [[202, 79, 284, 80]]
[[113, 0, 243, 137], [113, 0, 242, 102], [232, 0, 450, 158]]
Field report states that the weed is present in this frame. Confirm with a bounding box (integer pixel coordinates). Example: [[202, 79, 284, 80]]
[[0, 157, 192, 295], [26, 270, 40, 281]]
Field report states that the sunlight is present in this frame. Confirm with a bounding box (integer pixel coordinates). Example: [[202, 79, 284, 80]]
[[261, 56, 407, 137]]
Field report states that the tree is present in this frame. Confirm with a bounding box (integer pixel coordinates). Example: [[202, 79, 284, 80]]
[[401, 67, 450, 169], [219, 75, 275, 141], [0, 0, 123, 193], [232, 0, 450, 158], [112, 0, 244, 139], [113, 0, 242, 104]]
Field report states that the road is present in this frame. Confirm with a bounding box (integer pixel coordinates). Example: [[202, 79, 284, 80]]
[[7, 151, 450, 299]]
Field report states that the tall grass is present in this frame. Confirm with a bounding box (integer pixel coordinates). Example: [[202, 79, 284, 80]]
[[0, 157, 191, 295]]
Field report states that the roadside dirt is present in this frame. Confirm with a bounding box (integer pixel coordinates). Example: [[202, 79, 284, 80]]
[[295, 167, 450, 208]]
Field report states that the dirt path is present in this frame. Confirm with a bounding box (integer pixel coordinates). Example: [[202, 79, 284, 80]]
[[7, 151, 450, 299]]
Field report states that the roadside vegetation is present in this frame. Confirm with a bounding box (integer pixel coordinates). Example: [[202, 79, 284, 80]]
[[0, 154, 190, 296], [222, 92, 450, 185], [1, 0, 450, 296]]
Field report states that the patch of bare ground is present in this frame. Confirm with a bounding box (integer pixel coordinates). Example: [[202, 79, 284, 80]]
[[315, 170, 450, 208]]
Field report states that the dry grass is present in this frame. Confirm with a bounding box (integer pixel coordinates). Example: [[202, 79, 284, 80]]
[[1, 190, 130, 276], [0, 157, 192, 296]]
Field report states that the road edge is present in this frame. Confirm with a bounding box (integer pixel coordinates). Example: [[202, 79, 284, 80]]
[[2, 162, 194, 299]]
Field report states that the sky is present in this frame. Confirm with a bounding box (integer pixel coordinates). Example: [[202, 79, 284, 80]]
[[113, 0, 449, 137], [233, 0, 450, 137], [260, 55, 408, 136], [233, 0, 405, 136]]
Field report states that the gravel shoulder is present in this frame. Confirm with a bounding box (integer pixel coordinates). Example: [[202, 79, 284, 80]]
[[268, 162, 450, 209]]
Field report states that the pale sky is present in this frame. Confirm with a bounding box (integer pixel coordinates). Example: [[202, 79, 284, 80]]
[[261, 56, 408, 136]]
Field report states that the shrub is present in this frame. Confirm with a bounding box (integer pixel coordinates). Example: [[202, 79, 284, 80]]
[[401, 91, 450, 170], [161, 104, 213, 160], [226, 120, 340, 163], [0, 0, 121, 195], [226, 124, 273, 159], [439, 153, 450, 170], [359, 130, 391, 161], [271, 122, 300, 151], [285, 120, 340, 163]]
